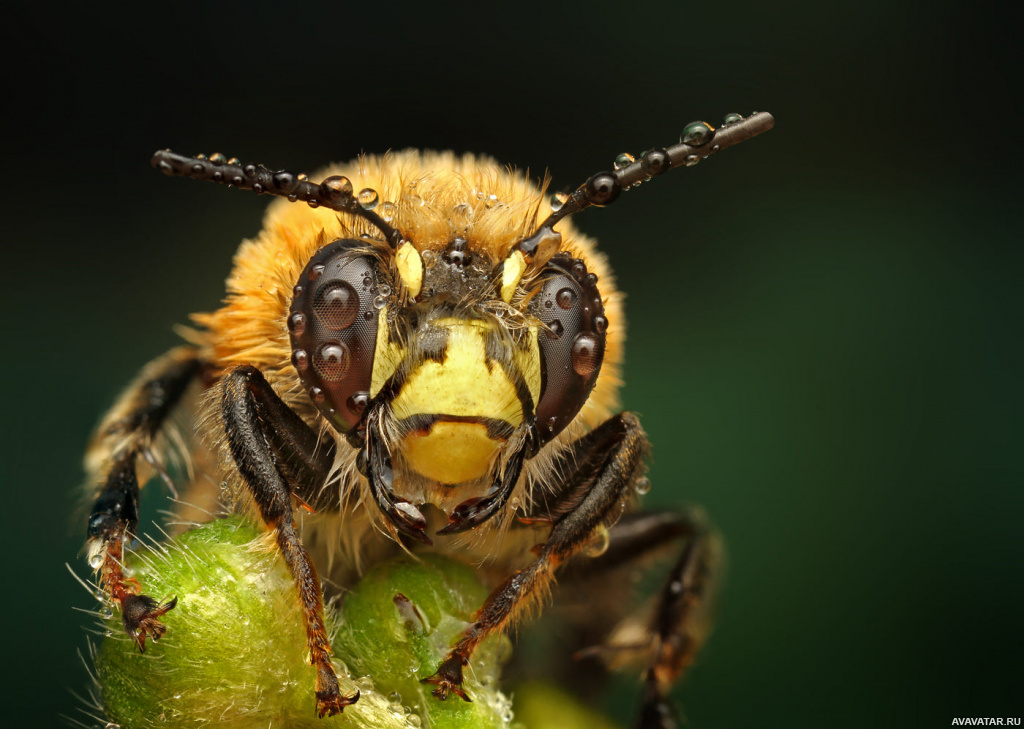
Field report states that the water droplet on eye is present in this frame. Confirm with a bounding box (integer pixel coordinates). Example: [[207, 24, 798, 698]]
[[308, 264, 325, 281], [291, 348, 309, 372], [684, 155, 701, 167], [379, 201, 398, 221], [680, 121, 715, 147], [556, 287, 577, 310], [723, 112, 744, 126], [364, 310, 375, 320], [546, 320, 563, 339], [377, 283, 392, 297], [310, 387, 326, 403], [594, 315, 608, 333], [287, 312, 307, 335], [634, 476, 651, 495], [313, 281, 359, 330], [347, 391, 370, 414], [357, 188, 379, 210], [89, 553, 103, 569], [313, 342, 351, 381], [571, 334, 600, 376], [613, 152, 635, 170], [373, 295, 387, 309]]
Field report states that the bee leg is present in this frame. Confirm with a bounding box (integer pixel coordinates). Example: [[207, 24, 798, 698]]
[[422, 412, 647, 701], [570, 510, 720, 729], [85, 347, 203, 651], [220, 365, 356, 718]]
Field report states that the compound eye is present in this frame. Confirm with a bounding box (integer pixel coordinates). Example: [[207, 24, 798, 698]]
[[532, 253, 607, 444], [289, 240, 380, 431]]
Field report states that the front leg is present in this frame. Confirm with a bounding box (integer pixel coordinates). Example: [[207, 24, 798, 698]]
[[422, 412, 647, 700], [220, 365, 356, 718]]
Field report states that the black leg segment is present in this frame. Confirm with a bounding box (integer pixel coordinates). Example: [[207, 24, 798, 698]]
[[220, 365, 356, 717]]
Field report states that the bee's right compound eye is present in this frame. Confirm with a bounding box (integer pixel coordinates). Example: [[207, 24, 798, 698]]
[[531, 253, 607, 445], [289, 240, 381, 432]]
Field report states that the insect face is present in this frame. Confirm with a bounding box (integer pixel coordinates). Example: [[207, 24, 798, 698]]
[[286, 209, 610, 540]]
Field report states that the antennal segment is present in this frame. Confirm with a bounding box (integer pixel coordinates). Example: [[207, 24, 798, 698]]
[[515, 111, 775, 261], [151, 150, 405, 249]]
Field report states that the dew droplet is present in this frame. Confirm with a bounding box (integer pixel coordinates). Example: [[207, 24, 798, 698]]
[[314, 342, 350, 381], [571, 334, 600, 376], [89, 553, 103, 569], [722, 112, 744, 126], [421, 249, 436, 268], [357, 188, 379, 210], [485, 193, 498, 208], [377, 283, 392, 297], [684, 155, 701, 167], [583, 524, 611, 557], [379, 201, 398, 221], [313, 281, 359, 330], [100, 605, 114, 620], [594, 315, 608, 333], [680, 121, 715, 147], [550, 192, 568, 212], [546, 320, 563, 339], [634, 476, 651, 495], [347, 391, 370, 414], [613, 152, 635, 170], [308, 264, 325, 281], [373, 295, 387, 309], [556, 287, 577, 310], [320, 175, 353, 201], [287, 312, 307, 335]]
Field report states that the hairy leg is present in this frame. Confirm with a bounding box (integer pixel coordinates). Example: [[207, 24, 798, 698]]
[[422, 412, 647, 700], [85, 347, 203, 650], [220, 365, 354, 717]]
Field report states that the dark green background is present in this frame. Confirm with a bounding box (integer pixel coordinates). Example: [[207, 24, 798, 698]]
[[3, 2, 1020, 727]]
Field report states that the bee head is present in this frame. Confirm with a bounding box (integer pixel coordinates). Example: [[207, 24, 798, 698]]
[[151, 112, 774, 542]]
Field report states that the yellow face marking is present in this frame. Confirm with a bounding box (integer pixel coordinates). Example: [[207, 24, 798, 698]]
[[395, 242, 423, 298], [370, 307, 403, 398], [500, 249, 526, 302], [392, 318, 522, 425], [402, 421, 501, 484]]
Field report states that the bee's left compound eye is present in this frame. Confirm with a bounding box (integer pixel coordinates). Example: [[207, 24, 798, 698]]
[[532, 253, 608, 444], [289, 240, 381, 432]]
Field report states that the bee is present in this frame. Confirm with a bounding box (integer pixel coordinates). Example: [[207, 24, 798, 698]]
[[83, 112, 773, 725]]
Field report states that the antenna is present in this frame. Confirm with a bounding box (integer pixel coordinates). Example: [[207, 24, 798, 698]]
[[151, 150, 405, 248], [515, 111, 775, 262]]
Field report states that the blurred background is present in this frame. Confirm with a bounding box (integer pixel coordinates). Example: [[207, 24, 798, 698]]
[[3, 1, 1020, 726]]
